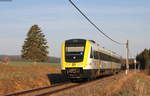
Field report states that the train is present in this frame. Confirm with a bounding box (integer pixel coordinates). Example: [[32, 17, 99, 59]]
[[61, 39, 122, 81]]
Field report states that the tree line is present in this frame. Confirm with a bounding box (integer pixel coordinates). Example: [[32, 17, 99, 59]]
[[0, 55, 60, 63], [136, 49, 150, 74]]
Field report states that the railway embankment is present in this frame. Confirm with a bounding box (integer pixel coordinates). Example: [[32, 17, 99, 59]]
[[115, 72, 150, 96]]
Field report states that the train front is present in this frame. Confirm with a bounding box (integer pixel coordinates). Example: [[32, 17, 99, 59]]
[[61, 39, 90, 80]]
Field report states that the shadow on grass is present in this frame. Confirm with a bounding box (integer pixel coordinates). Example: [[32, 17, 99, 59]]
[[47, 73, 69, 85]]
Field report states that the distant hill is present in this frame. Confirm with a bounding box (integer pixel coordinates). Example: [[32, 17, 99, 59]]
[[0, 55, 60, 63]]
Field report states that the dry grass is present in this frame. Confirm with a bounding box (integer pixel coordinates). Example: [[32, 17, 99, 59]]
[[116, 72, 150, 96], [95, 72, 135, 96], [51, 71, 135, 96], [0, 64, 60, 95]]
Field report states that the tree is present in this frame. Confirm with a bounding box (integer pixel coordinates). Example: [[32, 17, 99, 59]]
[[136, 49, 150, 70], [21, 25, 49, 62], [136, 49, 150, 69]]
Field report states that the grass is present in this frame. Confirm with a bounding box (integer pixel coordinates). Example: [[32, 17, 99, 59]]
[[0, 61, 60, 67], [116, 89, 135, 96], [0, 62, 60, 95], [134, 75, 149, 83], [116, 73, 150, 96]]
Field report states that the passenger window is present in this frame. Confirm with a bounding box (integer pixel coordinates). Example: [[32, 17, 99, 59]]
[[90, 48, 94, 58]]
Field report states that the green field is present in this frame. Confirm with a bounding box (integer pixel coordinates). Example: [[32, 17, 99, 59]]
[[0, 61, 60, 67]]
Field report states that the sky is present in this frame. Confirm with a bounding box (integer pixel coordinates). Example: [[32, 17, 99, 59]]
[[0, 0, 150, 58]]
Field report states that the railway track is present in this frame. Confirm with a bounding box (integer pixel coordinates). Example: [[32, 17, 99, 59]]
[[4, 82, 79, 96], [4, 71, 127, 96], [4, 77, 109, 96], [4, 77, 113, 96]]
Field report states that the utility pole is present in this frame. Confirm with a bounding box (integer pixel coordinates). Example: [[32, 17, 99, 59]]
[[125, 40, 129, 75]]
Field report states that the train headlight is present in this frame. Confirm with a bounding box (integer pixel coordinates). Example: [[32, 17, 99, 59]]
[[66, 63, 70, 66], [78, 63, 82, 66]]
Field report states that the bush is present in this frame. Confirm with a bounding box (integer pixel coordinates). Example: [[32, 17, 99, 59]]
[[145, 59, 150, 75], [2, 57, 10, 64]]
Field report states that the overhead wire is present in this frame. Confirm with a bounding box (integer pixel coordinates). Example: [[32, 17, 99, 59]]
[[68, 0, 126, 45]]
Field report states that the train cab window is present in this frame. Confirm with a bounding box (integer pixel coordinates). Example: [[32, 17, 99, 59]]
[[65, 39, 86, 62]]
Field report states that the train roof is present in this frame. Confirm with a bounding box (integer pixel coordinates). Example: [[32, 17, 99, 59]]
[[65, 38, 86, 42]]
